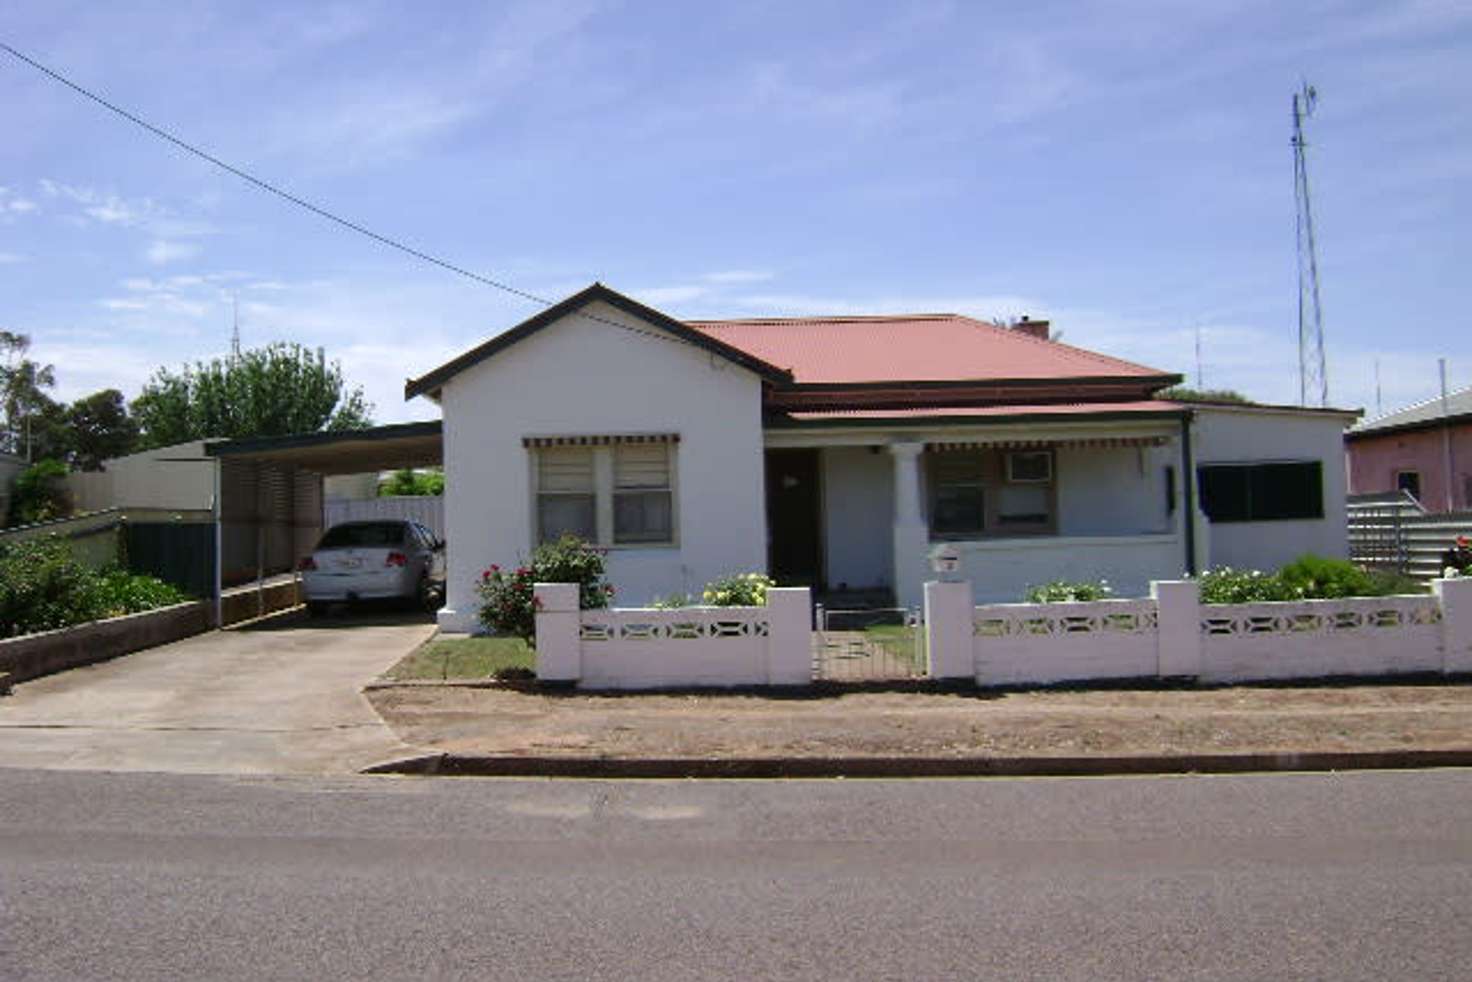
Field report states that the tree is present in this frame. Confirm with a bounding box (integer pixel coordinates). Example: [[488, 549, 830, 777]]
[[0, 330, 58, 459], [6, 458, 71, 526], [133, 342, 374, 447], [378, 467, 444, 497], [66, 389, 140, 470]]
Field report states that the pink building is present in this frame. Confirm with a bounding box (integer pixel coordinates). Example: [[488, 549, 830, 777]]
[[1347, 385, 1472, 512]]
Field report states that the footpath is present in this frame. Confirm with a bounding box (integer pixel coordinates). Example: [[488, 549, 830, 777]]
[[364, 678, 1472, 777]]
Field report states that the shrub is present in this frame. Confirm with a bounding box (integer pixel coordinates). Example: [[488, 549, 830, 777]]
[[1276, 554, 1379, 599], [1196, 567, 1295, 604], [91, 568, 188, 616], [1025, 579, 1113, 603], [651, 592, 696, 609], [702, 572, 773, 607], [475, 534, 613, 642], [7, 458, 71, 526], [0, 536, 187, 637], [1195, 555, 1424, 605]]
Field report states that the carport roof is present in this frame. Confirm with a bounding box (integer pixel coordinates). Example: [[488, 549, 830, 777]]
[[205, 420, 442, 475]]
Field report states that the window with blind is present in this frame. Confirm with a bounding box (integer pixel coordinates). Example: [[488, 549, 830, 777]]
[[929, 452, 986, 537], [927, 448, 1057, 538], [613, 444, 673, 543], [531, 440, 677, 547], [536, 447, 597, 542]]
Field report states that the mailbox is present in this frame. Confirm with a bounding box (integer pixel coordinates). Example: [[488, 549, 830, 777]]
[[928, 543, 961, 578]]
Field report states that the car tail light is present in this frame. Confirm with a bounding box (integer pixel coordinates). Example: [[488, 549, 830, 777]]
[[385, 551, 409, 567], [297, 556, 317, 572]]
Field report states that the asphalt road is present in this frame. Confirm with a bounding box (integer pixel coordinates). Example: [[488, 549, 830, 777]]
[[2, 768, 1471, 981]]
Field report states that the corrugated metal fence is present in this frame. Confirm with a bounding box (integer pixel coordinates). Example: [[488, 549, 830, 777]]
[[1348, 491, 1472, 580], [0, 507, 217, 598], [323, 496, 444, 540]]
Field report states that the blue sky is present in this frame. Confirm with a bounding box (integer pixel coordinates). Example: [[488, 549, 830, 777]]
[[2, 0, 1469, 424]]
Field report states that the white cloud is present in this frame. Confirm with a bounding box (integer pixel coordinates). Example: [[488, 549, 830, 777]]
[[145, 240, 202, 265], [632, 285, 708, 306], [701, 270, 774, 284], [0, 186, 40, 221], [39, 180, 219, 239]]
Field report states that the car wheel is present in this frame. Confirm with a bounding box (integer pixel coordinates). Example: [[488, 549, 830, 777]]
[[415, 576, 437, 613]]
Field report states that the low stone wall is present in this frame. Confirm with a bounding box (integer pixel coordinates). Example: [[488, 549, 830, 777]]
[[0, 601, 212, 689], [220, 577, 302, 627]]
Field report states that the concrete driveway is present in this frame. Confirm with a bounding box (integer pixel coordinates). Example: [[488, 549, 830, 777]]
[[0, 608, 434, 775]]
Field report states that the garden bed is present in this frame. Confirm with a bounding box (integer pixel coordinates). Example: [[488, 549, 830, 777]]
[[0, 600, 212, 689]]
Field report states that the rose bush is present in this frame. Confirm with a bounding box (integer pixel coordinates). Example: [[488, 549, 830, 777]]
[[475, 534, 613, 642]]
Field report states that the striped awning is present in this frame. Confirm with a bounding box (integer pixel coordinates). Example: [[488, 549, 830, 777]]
[[522, 433, 681, 448], [926, 436, 1168, 452]]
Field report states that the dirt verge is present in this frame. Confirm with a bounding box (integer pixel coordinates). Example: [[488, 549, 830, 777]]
[[366, 678, 1472, 762]]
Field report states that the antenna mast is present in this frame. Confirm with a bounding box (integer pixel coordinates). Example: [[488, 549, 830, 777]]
[[1293, 81, 1328, 407], [231, 293, 241, 358], [1194, 323, 1204, 389]]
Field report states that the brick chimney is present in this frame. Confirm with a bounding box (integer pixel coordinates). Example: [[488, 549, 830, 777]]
[[1012, 315, 1051, 341]]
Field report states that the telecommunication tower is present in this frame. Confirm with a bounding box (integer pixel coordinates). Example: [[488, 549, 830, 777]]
[[1292, 82, 1328, 407]]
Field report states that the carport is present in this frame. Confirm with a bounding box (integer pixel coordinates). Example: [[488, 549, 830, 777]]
[[204, 420, 443, 622]]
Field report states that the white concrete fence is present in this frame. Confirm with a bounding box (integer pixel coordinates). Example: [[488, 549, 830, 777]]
[[531, 577, 1472, 690], [926, 577, 1472, 686], [533, 583, 812, 689]]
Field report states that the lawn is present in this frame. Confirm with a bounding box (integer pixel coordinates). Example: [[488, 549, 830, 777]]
[[385, 635, 535, 681], [863, 624, 923, 669]]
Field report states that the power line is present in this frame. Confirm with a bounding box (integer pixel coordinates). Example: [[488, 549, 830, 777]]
[[0, 39, 700, 353]]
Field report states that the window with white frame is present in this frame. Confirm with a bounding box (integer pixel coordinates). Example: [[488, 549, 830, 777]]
[[613, 443, 674, 544], [927, 447, 1057, 538], [530, 437, 677, 547], [536, 446, 597, 542]]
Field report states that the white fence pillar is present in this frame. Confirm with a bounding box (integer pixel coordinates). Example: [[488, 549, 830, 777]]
[[889, 442, 929, 610], [765, 586, 813, 686], [924, 579, 974, 681], [1152, 579, 1201, 677], [533, 583, 582, 683], [1434, 577, 1472, 674]]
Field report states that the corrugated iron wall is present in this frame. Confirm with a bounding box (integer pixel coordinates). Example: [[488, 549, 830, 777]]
[[219, 460, 323, 586]]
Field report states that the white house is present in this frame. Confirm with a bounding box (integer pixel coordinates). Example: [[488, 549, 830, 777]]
[[405, 284, 1357, 632]]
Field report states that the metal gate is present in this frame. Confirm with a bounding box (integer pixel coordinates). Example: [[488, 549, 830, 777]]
[[813, 606, 927, 681]]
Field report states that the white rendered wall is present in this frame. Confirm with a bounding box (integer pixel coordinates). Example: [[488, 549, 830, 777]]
[[1191, 407, 1352, 570], [951, 533, 1185, 604], [1056, 444, 1173, 536], [437, 300, 767, 631], [821, 446, 893, 591]]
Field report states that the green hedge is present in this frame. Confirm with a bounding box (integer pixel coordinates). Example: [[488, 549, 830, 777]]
[[1198, 555, 1422, 604], [0, 536, 189, 638]]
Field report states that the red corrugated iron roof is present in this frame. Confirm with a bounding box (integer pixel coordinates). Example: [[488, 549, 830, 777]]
[[688, 314, 1170, 385], [777, 400, 1183, 423]]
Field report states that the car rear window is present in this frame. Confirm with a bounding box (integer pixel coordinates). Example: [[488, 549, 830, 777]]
[[317, 523, 406, 549]]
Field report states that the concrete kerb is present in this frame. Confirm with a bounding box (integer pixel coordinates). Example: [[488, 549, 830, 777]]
[[360, 748, 1472, 779]]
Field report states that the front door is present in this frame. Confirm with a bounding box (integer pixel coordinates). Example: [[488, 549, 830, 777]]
[[765, 449, 823, 587]]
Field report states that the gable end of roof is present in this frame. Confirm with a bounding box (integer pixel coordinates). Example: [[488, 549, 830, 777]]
[[404, 283, 792, 400]]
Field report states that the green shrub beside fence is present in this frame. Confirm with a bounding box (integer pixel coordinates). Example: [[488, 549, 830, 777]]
[[0, 535, 187, 638]]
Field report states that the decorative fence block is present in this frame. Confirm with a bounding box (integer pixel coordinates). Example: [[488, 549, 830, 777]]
[[534, 584, 812, 689], [971, 598, 1160, 686], [1198, 595, 1444, 682], [930, 578, 1472, 688]]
